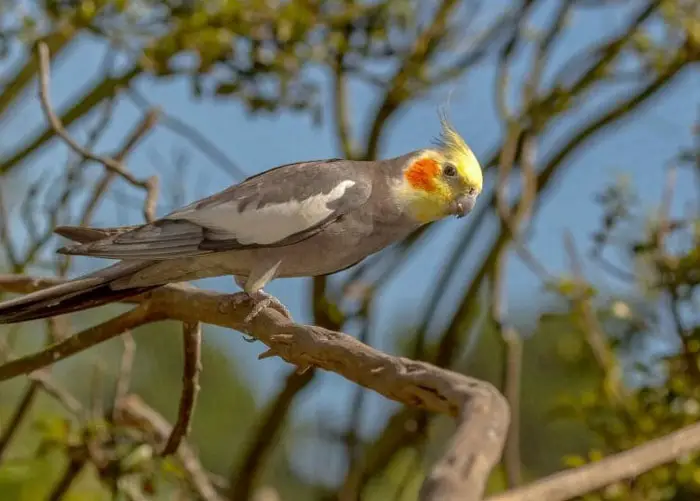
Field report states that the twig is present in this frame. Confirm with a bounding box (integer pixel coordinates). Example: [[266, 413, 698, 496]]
[[339, 296, 375, 501], [117, 394, 225, 501], [363, 0, 459, 159], [487, 420, 700, 501], [229, 368, 314, 499], [126, 88, 247, 180], [47, 457, 86, 501], [657, 165, 677, 246], [0, 185, 19, 270], [0, 333, 80, 460], [29, 369, 84, 418], [0, 381, 39, 461], [563, 232, 624, 400], [0, 303, 159, 382], [79, 109, 161, 227], [120, 480, 150, 501], [496, 126, 551, 283], [489, 263, 523, 489], [113, 331, 136, 421], [488, 230, 523, 488], [499, 326, 522, 488], [332, 30, 358, 159], [36, 42, 160, 222], [89, 359, 105, 420], [161, 321, 202, 456]]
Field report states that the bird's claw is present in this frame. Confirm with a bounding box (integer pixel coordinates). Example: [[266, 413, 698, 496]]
[[230, 290, 292, 323], [230, 290, 293, 343], [244, 290, 292, 323]]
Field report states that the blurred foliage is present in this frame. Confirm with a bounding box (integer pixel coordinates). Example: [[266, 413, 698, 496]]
[[548, 130, 700, 501], [0, 0, 699, 500]]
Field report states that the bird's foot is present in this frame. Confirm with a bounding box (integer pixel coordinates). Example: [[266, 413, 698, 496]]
[[244, 290, 292, 323], [230, 290, 293, 343]]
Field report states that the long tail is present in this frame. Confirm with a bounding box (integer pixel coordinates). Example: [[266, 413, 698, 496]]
[[0, 225, 157, 324]]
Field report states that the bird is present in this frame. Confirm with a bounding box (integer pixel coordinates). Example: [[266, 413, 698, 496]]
[[0, 116, 482, 325]]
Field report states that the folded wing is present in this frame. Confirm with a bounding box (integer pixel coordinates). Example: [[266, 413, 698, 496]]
[[58, 159, 372, 260]]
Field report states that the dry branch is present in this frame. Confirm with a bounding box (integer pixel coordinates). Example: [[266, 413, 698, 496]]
[[36, 42, 160, 222], [117, 394, 227, 501], [0, 381, 38, 461], [113, 331, 136, 420], [229, 368, 315, 500], [5, 271, 700, 500], [487, 420, 700, 501], [0, 274, 509, 501], [29, 369, 84, 418], [161, 321, 202, 456]]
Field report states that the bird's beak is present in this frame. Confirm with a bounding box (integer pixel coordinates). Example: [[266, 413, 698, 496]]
[[452, 192, 478, 218]]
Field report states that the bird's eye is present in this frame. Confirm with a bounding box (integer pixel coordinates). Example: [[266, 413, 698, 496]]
[[443, 163, 457, 177]]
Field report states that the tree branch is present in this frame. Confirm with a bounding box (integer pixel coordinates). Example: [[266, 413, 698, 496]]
[[117, 394, 225, 501], [36, 42, 159, 222], [487, 421, 700, 501], [0, 302, 159, 381], [229, 368, 314, 500], [160, 321, 202, 456], [0, 275, 510, 501]]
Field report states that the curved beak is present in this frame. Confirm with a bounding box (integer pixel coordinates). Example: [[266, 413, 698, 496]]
[[452, 192, 478, 218]]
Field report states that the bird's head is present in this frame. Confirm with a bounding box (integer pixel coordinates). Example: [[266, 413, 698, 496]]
[[394, 116, 482, 223]]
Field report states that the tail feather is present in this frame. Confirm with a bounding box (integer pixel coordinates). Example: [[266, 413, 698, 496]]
[[0, 261, 156, 325], [54, 225, 141, 244]]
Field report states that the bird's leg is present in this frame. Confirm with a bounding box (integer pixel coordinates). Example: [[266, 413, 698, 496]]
[[232, 271, 292, 342]]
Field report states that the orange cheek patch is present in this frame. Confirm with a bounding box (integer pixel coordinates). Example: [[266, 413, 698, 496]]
[[405, 158, 440, 192]]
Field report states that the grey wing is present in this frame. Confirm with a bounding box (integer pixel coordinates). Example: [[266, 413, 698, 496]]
[[57, 159, 373, 260]]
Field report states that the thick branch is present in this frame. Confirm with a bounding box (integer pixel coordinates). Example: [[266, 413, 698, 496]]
[[0, 275, 509, 501]]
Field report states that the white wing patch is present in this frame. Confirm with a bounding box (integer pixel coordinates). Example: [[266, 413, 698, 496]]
[[170, 180, 357, 245]]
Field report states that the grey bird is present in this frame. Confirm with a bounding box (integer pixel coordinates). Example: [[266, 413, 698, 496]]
[[0, 118, 482, 325]]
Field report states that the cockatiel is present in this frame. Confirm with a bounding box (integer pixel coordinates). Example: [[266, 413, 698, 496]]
[[0, 117, 482, 325]]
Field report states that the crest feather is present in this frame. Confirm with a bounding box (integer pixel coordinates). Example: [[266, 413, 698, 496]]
[[434, 109, 471, 157], [431, 107, 483, 192]]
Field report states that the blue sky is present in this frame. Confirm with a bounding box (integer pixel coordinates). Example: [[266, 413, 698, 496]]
[[1, 1, 698, 483]]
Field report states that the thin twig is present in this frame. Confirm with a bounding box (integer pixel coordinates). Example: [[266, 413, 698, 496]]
[[0, 185, 19, 270], [496, 126, 551, 283], [118, 394, 225, 501], [126, 88, 247, 180], [36, 41, 159, 222], [229, 368, 314, 499], [79, 109, 161, 227], [563, 232, 623, 394], [339, 296, 375, 501], [489, 264, 523, 489], [113, 331, 136, 421], [161, 321, 202, 456], [47, 457, 86, 501], [29, 369, 84, 418], [0, 304, 159, 382], [0, 381, 39, 461]]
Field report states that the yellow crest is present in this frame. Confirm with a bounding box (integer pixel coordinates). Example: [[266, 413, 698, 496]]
[[434, 110, 483, 193]]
